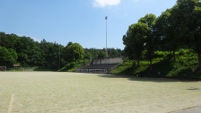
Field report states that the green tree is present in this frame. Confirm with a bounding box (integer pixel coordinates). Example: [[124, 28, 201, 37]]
[[0, 33, 19, 49], [63, 43, 84, 63], [155, 9, 179, 61], [154, 9, 170, 51], [16, 36, 41, 66], [138, 14, 157, 66], [97, 50, 106, 59], [84, 48, 122, 59], [107, 48, 122, 57], [0, 46, 17, 67], [39, 39, 64, 67], [171, 0, 201, 67], [192, 1, 201, 68], [123, 22, 149, 66]]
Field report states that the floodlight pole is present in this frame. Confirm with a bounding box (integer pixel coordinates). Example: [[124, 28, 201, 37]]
[[105, 16, 108, 57], [59, 47, 60, 69]]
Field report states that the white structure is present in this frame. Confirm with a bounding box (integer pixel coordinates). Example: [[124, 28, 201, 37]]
[[76, 57, 123, 74], [92, 57, 123, 65]]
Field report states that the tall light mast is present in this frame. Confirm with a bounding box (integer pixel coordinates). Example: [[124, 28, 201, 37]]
[[105, 16, 108, 57]]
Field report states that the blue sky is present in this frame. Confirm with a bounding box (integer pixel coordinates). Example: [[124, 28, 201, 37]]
[[0, 0, 177, 49]]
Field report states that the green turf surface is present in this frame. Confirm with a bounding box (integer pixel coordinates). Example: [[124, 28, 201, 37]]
[[0, 72, 201, 113]]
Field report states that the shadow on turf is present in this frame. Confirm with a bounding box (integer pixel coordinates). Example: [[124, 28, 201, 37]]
[[98, 74, 201, 83], [34, 67, 58, 71], [103, 57, 201, 82]]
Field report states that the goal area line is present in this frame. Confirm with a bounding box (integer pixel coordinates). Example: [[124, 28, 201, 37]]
[[7, 94, 14, 113]]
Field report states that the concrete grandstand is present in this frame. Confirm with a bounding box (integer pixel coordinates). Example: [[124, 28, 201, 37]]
[[76, 57, 123, 73]]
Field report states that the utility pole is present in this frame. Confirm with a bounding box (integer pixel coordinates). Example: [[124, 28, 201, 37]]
[[105, 16, 108, 57]]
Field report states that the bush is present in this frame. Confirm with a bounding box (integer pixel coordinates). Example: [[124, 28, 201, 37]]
[[154, 51, 171, 58], [178, 49, 194, 56]]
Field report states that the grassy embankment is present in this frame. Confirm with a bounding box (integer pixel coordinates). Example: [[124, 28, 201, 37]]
[[58, 59, 89, 72], [111, 49, 201, 80], [33, 60, 89, 72]]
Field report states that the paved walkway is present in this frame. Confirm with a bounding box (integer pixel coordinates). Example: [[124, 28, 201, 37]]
[[173, 106, 201, 113]]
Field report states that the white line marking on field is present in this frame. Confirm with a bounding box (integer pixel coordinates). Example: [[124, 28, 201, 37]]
[[7, 94, 14, 113]]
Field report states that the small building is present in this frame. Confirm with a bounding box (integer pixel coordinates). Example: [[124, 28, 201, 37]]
[[13, 64, 20, 67]]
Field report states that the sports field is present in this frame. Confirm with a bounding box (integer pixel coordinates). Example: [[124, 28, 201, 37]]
[[0, 72, 201, 113]]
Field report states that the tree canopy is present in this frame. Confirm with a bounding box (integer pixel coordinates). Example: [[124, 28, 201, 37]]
[[123, 22, 149, 66], [63, 43, 85, 62], [0, 46, 17, 67], [123, 0, 201, 68], [0, 32, 122, 69]]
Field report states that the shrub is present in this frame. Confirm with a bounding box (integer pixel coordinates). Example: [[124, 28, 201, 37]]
[[154, 51, 171, 59]]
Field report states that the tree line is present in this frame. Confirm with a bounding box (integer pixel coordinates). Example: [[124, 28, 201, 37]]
[[123, 0, 201, 68], [0, 32, 122, 68]]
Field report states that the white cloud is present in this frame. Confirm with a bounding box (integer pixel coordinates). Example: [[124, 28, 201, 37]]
[[93, 0, 121, 8]]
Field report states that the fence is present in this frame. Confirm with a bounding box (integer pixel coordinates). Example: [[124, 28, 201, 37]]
[[76, 69, 108, 73]]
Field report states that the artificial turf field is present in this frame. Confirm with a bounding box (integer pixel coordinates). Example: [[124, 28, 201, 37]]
[[0, 72, 201, 113]]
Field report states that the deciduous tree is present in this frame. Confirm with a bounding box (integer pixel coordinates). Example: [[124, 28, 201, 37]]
[[123, 22, 149, 66], [138, 14, 157, 66], [0, 46, 17, 67], [63, 43, 84, 63]]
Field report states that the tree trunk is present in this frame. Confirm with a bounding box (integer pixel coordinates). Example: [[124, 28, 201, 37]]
[[198, 53, 201, 69], [173, 50, 176, 62], [137, 59, 140, 67], [149, 59, 152, 69], [195, 35, 201, 69]]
